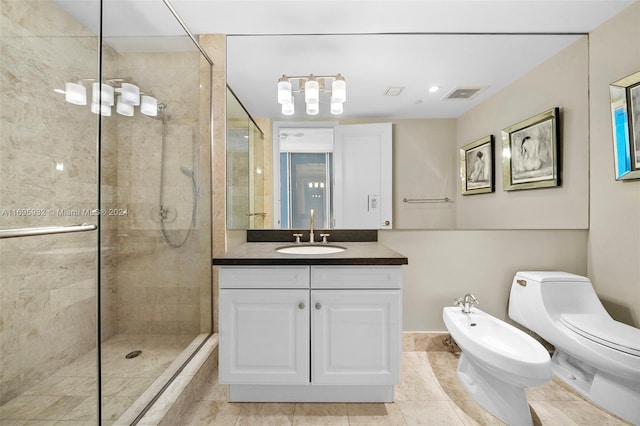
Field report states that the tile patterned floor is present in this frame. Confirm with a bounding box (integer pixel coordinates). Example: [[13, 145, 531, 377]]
[[0, 334, 195, 425], [181, 351, 632, 426]]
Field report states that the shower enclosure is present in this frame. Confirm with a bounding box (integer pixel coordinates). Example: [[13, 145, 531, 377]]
[[0, 0, 212, 423]]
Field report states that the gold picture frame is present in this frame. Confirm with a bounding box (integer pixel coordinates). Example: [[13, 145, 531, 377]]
[[502, 108, 560, 191], [460, 135, 494, 195]]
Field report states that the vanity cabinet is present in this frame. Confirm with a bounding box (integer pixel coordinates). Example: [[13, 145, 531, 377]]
[[218, 264, 402, 402]]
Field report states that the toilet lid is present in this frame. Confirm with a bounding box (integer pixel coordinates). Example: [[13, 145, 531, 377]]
[[561, 314, 640, 357]]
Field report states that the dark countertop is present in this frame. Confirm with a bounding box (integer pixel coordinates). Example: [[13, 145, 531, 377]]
[[212, 242, 408, 266]]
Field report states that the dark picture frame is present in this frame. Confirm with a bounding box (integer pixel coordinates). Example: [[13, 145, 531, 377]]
[[609, 71, 640, 180], [502, 108, 560, 191], [460, 135, 494, 195]]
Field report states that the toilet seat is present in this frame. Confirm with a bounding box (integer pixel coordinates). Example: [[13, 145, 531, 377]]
[[560, 314, 640, 357]]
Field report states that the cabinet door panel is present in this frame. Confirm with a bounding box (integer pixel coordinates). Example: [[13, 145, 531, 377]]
[[312, 290, 401, 385], [220, 289, 310, 384]]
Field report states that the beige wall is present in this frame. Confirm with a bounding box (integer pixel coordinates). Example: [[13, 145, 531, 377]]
[[113, 51, 209, 335], [587, 2, 640, 326], [456, 36, 590, 229], [380, 229, 588, 330], [342, 118, 458, 229]]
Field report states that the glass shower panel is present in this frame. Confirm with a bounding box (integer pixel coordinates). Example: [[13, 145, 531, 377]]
[[100, 0, 212, 421], [0, 0, 101, 422], [226, 87, 250, 229], [249, 121, 266, 229]]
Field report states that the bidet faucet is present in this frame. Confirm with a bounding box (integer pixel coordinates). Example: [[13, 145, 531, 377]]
[[309, 209, 315, 244], [454, 293, 479, 314]]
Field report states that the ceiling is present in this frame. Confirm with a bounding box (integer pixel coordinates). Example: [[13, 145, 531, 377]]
[[55, 0, 637, 120]]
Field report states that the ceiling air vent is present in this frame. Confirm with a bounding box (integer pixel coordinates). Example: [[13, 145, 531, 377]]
[[444, 86, 485, 100], [384, 86, 405, 96]]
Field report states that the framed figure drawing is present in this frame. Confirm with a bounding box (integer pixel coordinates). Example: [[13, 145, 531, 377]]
[[502, 108, 560, 191], [609, 71, 640, 180], [460, 135, 494, 195]]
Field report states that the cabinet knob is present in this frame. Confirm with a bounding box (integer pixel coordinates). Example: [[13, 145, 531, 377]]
[[298, 302, 305, 310], [315, 302, 322, 310]]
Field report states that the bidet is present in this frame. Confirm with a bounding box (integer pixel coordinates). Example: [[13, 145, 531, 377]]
[[443, 306, 551, 425]]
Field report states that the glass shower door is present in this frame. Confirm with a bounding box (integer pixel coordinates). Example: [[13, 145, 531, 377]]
[[0, 0, 101, 422]]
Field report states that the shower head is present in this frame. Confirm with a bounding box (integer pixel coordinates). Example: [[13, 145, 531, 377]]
[[180, 165, 194, 178]]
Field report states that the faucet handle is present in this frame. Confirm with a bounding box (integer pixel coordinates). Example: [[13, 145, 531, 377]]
[[293, 233, 303, 244], [320, 233, 330, 244]]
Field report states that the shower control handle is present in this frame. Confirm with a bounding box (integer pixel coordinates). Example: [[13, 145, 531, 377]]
[[298, 302, 305, 310]]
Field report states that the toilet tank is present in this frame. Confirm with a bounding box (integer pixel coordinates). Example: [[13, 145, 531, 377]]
[[509, 271, 607, 328]]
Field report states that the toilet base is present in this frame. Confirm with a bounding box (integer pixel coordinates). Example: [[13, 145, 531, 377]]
[[552, 350, 640, 425], [456, 352, 534, 426]]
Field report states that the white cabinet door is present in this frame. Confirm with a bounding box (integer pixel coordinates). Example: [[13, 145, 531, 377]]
[[219, 289, 310, 384], [333, 123, 393, 229], [311, 289, 401, 385]]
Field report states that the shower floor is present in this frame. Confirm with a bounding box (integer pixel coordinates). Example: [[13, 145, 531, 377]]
[[0, 333, 197, 424]]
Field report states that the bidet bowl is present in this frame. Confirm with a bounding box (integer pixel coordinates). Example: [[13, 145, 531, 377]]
[[275, 244, 346, 255], [443, 306, 552, 387]]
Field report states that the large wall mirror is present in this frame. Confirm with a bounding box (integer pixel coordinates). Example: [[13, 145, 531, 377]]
[[226, 33, 587, 230]]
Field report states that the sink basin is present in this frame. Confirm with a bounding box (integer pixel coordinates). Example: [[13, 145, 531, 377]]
[[276, 244, 346, 255]]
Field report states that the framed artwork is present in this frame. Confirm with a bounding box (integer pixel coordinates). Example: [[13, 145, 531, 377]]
[[460, 135, 494, 195], [609, 71, 640, 180], [502, 108, 560, 191]]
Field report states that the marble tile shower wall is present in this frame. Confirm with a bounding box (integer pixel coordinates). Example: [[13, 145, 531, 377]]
[[0, 0, 115, 403], [113, 52, 205, 335]]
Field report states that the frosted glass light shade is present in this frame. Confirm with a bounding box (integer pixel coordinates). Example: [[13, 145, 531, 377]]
[[116, 96, 134, 116], [121, 82, 140, 106], [306, 100, 319, 115], [332, 78, 346, 103], [65, 82, 87, 105], [305, 79, 319, 104], [330, 100, 343, 115], [140, 95, 158, 116], [277, 79, 292, 104], [282, 97, 295, 115], [91, 102, 112, 116], [92, 82, 114, 106]]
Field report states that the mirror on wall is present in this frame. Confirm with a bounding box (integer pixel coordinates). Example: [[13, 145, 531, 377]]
[[227, 87, 268, 229], [226, 33, 586, 230]]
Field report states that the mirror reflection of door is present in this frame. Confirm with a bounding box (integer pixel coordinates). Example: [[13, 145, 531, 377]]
[[275, 123, 392, 230]]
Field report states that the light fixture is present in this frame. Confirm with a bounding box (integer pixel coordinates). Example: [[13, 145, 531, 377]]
[[304, 76, 319, 104], [116, 95, 134, 116], [277, 76, 292, 104], [64, 82, 87, 105], [331, 74, 346, 103], [428, 85, 440, 93], [140, 95, 158, 117], [282, 96, 295, 115], [276, 74, 346, 116], [56, 77, 162, 119], [121, 82, 141, 106], [92, 82, 114, 106]]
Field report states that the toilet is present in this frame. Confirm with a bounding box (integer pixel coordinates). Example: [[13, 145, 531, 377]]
[[443, 306, 551, 425], [508, 271, 640, 425]]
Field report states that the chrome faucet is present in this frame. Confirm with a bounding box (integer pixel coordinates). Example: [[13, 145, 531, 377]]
[[454, 293, 479, 314], [309, 209, 315, 244]]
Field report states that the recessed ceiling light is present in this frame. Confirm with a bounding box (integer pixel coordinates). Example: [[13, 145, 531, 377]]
[[428, 85, 440, 93]]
